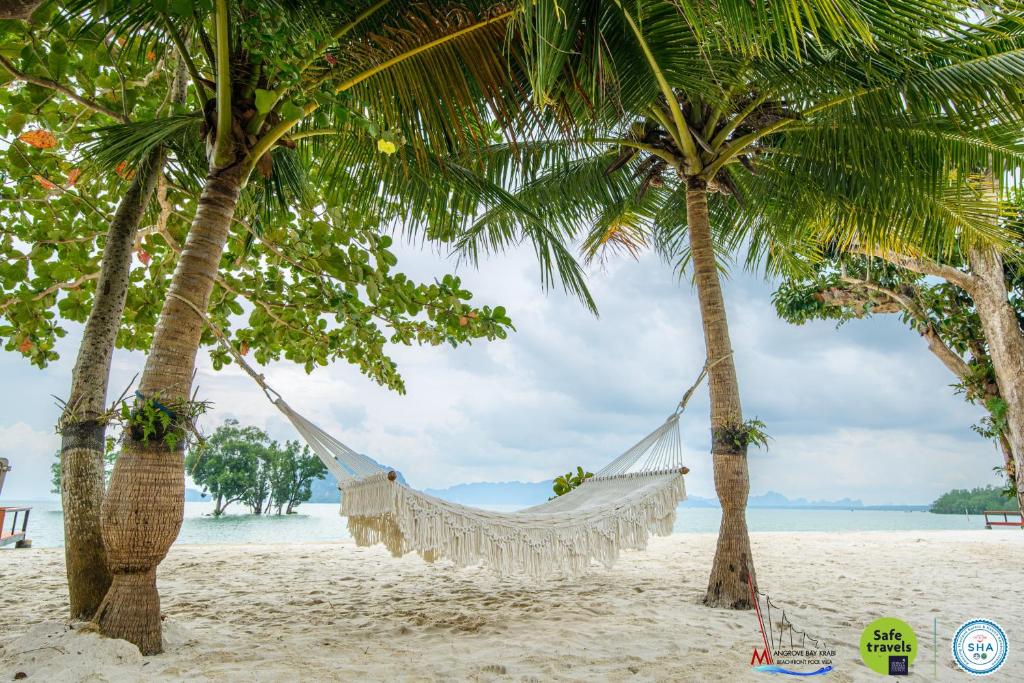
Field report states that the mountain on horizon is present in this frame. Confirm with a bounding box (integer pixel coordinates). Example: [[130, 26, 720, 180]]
[[309, 475, 922, 509], [418, 481, 879, 509], [308, 463, 408, 503]]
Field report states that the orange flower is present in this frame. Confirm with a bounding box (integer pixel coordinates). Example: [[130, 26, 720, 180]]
[[18, 338, 33, 354], [32, 174, 58, 190], [66, 168, 81, 187], [146, 51, 156, 61], [18, 130, 58, 149]]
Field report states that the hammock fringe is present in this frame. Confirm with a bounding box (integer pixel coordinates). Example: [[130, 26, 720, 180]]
[[341, 471, 687, 577]]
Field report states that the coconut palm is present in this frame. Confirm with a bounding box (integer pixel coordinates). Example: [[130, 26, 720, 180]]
[[450, 2, 1024, 609], [64, 0, 531, 654]]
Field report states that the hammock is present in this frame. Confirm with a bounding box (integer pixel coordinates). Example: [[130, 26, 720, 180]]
[[169, 292, 699, 577], [276, 400, 689, 576]]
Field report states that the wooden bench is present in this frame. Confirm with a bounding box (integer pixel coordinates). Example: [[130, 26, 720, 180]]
[[983, 510, 1024, 529], [0, 506, 31, 548]]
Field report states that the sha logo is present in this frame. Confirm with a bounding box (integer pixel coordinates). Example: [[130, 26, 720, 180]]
[[952, 620, 1008, 676]]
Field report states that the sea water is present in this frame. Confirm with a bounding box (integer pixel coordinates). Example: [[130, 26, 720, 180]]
[[2, 501, 987, 549]]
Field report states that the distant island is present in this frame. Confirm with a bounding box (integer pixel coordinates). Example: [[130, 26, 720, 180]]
[[305, 475, 927, 510], [930, 485, 1012, 514]]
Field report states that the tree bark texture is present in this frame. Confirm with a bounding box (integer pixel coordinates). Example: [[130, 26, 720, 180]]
[[686, 182, 756, 610], [95, 164, 245, 654], [969, 248, 1024, 515], [0, 0, 43, 20], [59, 147, 166, 620]]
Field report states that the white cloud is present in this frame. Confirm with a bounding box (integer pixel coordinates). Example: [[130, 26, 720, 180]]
[[0, 423, 60, 500]]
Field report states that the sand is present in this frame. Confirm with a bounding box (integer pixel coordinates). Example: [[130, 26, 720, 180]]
[[1, 531, 1022, 682]]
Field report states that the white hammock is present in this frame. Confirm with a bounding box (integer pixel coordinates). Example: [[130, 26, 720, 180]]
[[168, 290, 696, 578], [275, 400, 689, 577]]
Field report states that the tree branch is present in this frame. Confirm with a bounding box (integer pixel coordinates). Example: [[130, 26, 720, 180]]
[[212, 0, 234, 168], [0, 54, 127, 123], [1, 273, 100, 314], [823, 274, 974, 382], [160, 12, 210, 109], [849, 246, 980, 292]]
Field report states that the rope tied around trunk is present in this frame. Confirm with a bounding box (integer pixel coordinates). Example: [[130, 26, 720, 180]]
[[675, 351, 733, 414]]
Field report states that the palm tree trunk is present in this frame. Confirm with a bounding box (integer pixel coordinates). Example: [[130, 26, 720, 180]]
[[686, 180, 756, 610], [0, 0, 43, 20], [968, 247, 1024, 515], [93, 164, 245, 655], [59, 147, 166, 620]]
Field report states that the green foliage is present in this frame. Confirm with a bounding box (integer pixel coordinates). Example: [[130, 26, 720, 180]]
[[185, 420, 265, 516], [714, 418, 771, 454], [930, 486, 1012, 515], [185, 419, 327, 516], [120, 394, 209, 451], [552, 466, 593, 497], [50, 440, 118, 495], [267, 439, 327, 515], [974, 398, 1009, 443], [0, 11, 181, 368], [1, 6, 518, 394], [455, 2, 1024, 303]]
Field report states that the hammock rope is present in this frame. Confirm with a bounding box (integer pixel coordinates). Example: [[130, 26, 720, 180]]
[[168, 291, 715, 576]]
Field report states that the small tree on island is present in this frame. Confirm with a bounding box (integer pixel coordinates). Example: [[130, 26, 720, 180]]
[[186, 420, 326, 516], [185, 420, 266, 517], [268, 440, 326, 515]]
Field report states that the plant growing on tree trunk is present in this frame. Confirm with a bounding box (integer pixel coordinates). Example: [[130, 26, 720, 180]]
[[63, 0, 529, 653], [454, 1, 1024, 609]]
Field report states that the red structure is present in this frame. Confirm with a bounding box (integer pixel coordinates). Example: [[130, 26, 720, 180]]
[[983, 510, 1024, 529], [0, 457, 32, 548]]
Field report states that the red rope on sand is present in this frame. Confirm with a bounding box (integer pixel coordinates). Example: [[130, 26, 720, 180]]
[[749, 573, 774, 665]]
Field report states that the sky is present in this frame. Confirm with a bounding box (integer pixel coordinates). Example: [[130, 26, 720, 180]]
[[0, 240, 1004, 504]]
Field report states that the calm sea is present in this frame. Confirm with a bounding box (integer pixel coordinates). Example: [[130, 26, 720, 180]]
[[1, 500, 987, 549]]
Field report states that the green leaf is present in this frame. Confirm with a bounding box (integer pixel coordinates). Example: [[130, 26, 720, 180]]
[[5, 111, 25, 134], [280, 100, 304, 121], [254, 88, 276, 115], [169, 0, 194, 17]]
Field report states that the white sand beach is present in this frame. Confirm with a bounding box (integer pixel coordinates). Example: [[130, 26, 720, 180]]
[[1, 530, 1021, 682]]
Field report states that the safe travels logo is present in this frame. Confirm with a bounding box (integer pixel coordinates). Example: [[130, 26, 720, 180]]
[[859, 618, 917, 676]]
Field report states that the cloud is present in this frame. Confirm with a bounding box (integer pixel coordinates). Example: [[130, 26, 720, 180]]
[[0, 423, 60, 500], [752, 428, 1004, 505], [0, 242, 1003, 505]]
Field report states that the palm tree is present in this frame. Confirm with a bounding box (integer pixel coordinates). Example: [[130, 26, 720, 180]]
[[68, 0, 529, 653], [0, 18, 190, 617], [453, 2, 1024, 609]]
